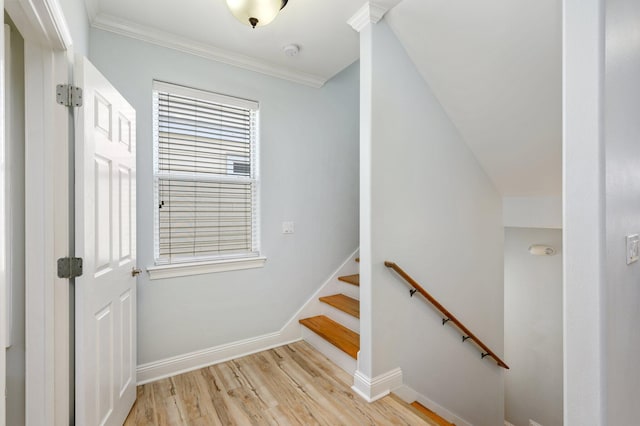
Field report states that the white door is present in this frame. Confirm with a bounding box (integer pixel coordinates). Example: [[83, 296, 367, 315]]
[[75, 56, 137, 426]]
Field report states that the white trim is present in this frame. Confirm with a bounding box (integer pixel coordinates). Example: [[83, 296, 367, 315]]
[[0, 5, 6, 422], [147, 256, 267, 280], [394, 384, 473, 426], [505, 421, 516, 426], [347, 2, 389, 33], [3, 23, 11, 348], [137, 332, 302, 385], [23, 41, 70, 426], [23, 40, 55, 426], [5, 0, 72, 50], [5, 1, 72, 425], [92, 13, 326, 88], [278, 248, 360, 334], [351, 368, 403, 403], [138, 248, 358, 383]]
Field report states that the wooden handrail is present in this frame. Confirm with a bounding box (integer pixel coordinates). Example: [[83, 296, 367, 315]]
[[384, 261, 509, 369]]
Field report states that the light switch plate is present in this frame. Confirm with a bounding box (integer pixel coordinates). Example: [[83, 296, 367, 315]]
[[626, 234, 639, 264]]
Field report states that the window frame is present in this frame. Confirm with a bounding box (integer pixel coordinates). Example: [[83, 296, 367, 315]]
[[148, 81, 265, 279]]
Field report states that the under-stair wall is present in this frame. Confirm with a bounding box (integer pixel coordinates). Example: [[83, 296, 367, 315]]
[[357, 16, 505, 426], [89, 29, 360, 369]]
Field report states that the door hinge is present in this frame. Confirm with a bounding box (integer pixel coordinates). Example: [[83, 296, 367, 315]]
[[56, 84, 83, 107], [57, 257, 83, 279]]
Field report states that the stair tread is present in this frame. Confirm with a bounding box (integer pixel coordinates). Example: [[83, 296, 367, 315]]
[[410, 402, 456, 426], [299, 315, 359, 359], [338, 274, 360, 286], [319, 294, 360, 318]]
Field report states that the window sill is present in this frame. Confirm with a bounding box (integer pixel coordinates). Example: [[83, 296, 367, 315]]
[[147, 256, 267, 280]]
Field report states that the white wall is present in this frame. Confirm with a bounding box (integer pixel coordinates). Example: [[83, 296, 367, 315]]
[[503, 196, 562, 229], [89, 29, 360, 365], [603, 0, 640, 423], [4, 14, 25, 426], [564, 0, 640, 424], [504, 227, 562, 426], [358, 19, 504, 426]]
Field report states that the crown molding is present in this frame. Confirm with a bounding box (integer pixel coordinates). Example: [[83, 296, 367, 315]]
[[84, 0, 98, 22], [91, 13, 327, 88], [347, 2, 389, 32], [6, 0, 72, 49]]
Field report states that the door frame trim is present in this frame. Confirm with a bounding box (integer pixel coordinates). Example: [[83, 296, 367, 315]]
[[4, 0, 72, 424]]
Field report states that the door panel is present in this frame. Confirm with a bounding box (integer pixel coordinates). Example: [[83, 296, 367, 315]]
[[75, 56, 137, 426]]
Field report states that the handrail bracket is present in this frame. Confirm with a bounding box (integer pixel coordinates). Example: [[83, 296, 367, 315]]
[[385, 260, 509, 370]]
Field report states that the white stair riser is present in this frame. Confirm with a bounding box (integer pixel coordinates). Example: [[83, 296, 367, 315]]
[[321, 304, 360, 333], [338, 282, 360, 299], [301, 327, 357, 375]]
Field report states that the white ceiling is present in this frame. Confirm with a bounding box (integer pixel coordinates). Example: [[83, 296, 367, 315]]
[[86, 0, 376, 87], [86, 0, 561, 197], [386, 0, 562, 196]]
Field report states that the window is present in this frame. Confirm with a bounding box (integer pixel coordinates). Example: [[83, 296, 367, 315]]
[[151, 81, 262, 274]]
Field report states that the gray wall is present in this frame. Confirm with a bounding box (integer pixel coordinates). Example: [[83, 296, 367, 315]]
[[89, 29, 360, 365], [604, 0, 640, 423], [4, 14, 25, 426], [504, 228, 562, 426], [58, 0, 89, 56], [358, 20, 504, 426]]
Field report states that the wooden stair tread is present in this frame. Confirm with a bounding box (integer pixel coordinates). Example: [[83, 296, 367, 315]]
[[338, 274, 360, 286], [319, 294, 360, 318], [410, 402, 455, 426], [299, 315, 359, 359]]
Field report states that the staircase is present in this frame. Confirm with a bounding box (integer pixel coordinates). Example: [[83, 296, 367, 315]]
[[298, 257, 459, 425], [299, 258, 361, 374]]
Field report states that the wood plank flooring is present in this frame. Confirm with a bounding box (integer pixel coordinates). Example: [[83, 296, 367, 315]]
[[124, 341, 427, 425]]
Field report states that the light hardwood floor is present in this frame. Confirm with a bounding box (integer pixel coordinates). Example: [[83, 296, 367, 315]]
[[124, 341, 430, 425]]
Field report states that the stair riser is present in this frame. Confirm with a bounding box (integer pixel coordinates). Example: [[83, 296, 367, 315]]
[[338, 281, 360, 300], [301, 327, 357, 375], [321, 305, 360, 333]]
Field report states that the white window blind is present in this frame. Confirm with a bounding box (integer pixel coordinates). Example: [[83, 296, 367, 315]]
[[153, 81, 260, 264]]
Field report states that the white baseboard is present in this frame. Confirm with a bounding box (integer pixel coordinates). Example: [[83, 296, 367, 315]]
[[136, 248, 359, 385], [136, 332, 303, 385], [351, 368, 403, 402], [393, 384, 473, 426]]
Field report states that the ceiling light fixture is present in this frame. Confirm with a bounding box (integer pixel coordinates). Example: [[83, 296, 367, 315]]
[[226, 0, 289, 29]]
